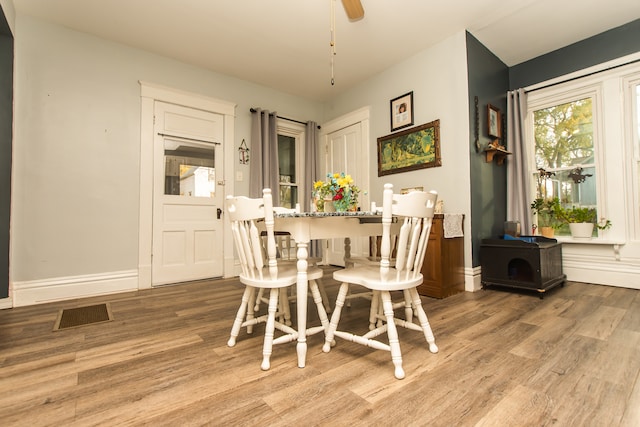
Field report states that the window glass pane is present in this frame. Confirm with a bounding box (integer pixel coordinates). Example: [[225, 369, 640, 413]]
[[278, 134, 297, 207], [279, 185, 297, 209], [534, 98, 593, 170], [164, 140, 215, 197], [278, 135, 296, 183], [637, 85, 640, 149]]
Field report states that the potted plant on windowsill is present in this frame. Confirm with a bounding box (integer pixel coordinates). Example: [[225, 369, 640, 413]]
[[530, 197, 563, 238], [558, 206, 612, 239]]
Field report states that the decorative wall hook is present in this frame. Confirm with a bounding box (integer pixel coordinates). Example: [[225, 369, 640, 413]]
[[238, 139, 249, 164]]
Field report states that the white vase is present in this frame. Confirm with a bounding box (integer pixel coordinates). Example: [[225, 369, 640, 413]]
[[569, 222, 594, 239]]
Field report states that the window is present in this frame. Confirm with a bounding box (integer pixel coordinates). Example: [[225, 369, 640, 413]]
[[527, 59, 640, 240], [277, 121, 305, 209], [531, 96, 598, 235], [164, 139, 216, 198]]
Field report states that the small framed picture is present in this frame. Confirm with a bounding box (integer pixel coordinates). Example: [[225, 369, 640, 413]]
[[390, 91, 414, 132], [487, 104, 501, 138]]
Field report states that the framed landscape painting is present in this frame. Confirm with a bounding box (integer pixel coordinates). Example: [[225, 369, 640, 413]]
[[377, 119, 441, 176]]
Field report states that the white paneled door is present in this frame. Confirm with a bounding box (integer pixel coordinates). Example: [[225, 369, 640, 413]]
[[152, 101, 224, 285], [324, 121, 368, 266]]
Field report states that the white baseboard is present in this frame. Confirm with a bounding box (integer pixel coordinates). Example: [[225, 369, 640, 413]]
[[563, 258, 640, 289], [466, 266, 482, 292], [11, 270, 138, 307]]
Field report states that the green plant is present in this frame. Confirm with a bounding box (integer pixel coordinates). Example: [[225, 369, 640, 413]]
[[530, 197, 563, 229], [558, 206, 612, 230]]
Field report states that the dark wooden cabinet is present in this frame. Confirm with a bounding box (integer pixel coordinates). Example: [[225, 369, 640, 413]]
[[418, 214, 465, 299], [480, 236, 565, 297]]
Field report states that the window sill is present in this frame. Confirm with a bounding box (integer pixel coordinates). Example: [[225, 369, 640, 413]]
[[554, 236, 625, 260]]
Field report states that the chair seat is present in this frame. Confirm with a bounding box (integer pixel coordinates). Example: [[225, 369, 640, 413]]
[[333, 266, 423, 291], [241, 264, 323, 289]]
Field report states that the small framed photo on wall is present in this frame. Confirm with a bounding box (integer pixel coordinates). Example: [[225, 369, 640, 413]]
[[487, 104, 501, 138], [390, 91, 414, 132]]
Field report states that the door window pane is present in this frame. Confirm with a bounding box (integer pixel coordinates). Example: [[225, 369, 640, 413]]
[[164, 139, 215, 197]]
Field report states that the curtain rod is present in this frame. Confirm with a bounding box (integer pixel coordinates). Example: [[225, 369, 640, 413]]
[[525, 57, 640, 94], [250, 108, 321, 129]]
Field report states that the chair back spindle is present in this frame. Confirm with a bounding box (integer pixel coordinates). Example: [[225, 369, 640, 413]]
[[380, 183, 437, 283], [227, 189, 279, 281]]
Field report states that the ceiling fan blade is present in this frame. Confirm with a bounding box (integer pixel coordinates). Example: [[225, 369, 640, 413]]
[[341, 0, 364, 20]]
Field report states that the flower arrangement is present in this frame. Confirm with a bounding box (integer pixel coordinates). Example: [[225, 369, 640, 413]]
[[313, 172, 360, 212]]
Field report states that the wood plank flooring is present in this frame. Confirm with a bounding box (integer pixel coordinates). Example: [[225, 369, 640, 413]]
[[1, 267, 639, 426]]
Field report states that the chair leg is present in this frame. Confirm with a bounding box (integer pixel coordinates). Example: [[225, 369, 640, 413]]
[[309, 279, 330, 331], [318, 282, 332, 313], [254, 288, 265, 312], [322, 282, 350, 353], [409, 287, 438, 353], [246, 287, 256, 334], [381, 290, 405, 380], [402, 289, 413, 323], [369, 290, 380, 330], [228, 286, 253, 347], [280, 288, 292, 326], [261, 288, 280, 371]]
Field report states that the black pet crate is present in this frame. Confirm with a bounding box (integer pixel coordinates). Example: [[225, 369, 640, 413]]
[[480, 236, 566, 298]]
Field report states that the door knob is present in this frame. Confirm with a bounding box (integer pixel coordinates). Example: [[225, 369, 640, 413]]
[[217, 208, 222, 219]]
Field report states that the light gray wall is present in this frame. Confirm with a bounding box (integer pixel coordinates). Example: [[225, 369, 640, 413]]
[[323, 31, 473, 269], [11, 15, 322, 283]]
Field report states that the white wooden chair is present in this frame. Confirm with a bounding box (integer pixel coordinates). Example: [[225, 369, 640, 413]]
[[226, 189, 330, 370], [322, 183, 439, 379]]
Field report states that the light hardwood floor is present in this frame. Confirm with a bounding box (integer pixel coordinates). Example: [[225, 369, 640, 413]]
[[1, 267, 639, 426]]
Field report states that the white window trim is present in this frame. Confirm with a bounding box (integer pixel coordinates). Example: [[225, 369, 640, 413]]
[[525, 60, 640, 245], [623, 74, 640, 240]]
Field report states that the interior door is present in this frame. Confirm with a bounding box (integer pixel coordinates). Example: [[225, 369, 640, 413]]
[[152, 101, 224, 285], [325, 122, 368, 266]]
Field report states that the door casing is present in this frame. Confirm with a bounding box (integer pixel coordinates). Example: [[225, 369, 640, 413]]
[[139, 82, 236, 289]]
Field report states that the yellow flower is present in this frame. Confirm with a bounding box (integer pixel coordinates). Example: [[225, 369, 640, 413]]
[[313, 180, 324, 189]]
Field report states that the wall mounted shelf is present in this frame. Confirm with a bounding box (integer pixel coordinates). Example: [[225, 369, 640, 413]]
[[484, 147, 512, 165]]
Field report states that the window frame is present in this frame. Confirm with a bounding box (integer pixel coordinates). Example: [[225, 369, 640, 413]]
[[276, 119, 306, 208], [623, 74, 640, 239], [526, 83, 606, 237]]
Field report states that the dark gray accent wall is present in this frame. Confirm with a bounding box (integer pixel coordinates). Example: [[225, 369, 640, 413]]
[[466, 32, 509, 267], [510, 19, 640, 90], [0, 6, 12, 299]]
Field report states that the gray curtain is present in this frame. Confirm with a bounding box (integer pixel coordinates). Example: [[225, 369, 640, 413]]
[[249, 108, 280, 205], [304, 121, 322, 257], [303, 121, 319, 211], [506, 88, 532, 234]]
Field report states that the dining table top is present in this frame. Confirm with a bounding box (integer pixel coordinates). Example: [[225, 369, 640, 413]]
[[274, 209, 382, 218]]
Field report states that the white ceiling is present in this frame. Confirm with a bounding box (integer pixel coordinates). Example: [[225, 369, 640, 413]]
[[13, 0, 640, 101]]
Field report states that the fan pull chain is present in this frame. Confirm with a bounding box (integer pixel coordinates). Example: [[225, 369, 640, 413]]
[[330, 0, 336, 85]]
